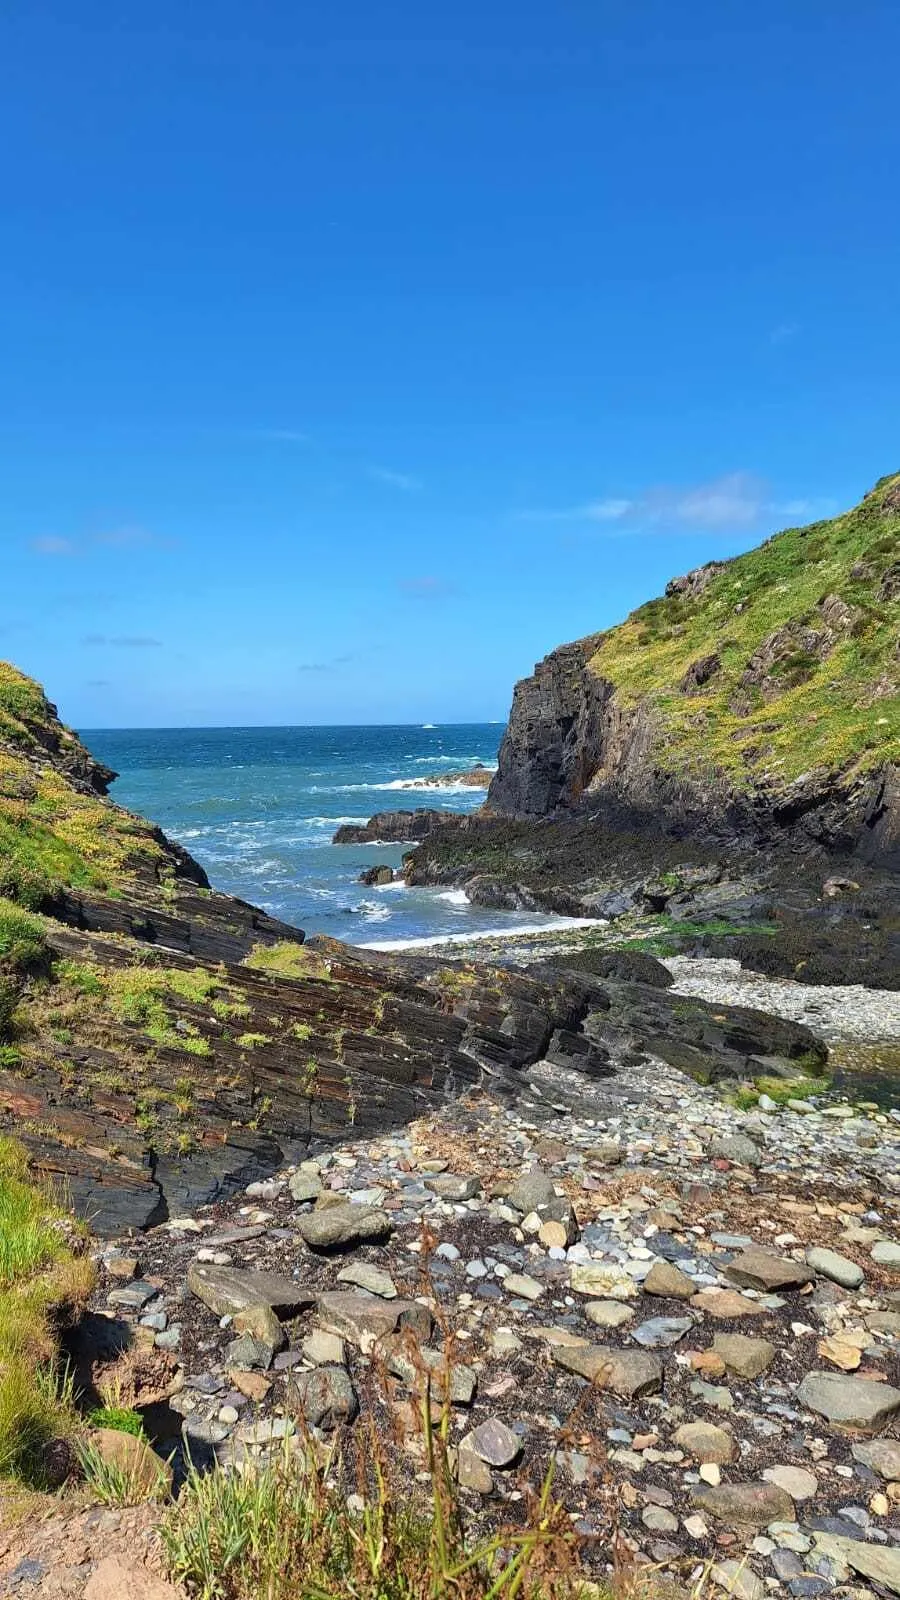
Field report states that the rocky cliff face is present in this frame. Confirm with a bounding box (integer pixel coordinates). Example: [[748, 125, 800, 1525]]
[[0, 662, 614, 1231], [487, 475, 900, 867]]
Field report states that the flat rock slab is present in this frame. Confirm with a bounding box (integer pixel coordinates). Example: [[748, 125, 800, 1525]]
[[814, 1537, 900, 1595], [691, 1289, 769, 1320], [692, 1481, 795, 1526], [762, 1464, 818, 1501], [851, 1439, 900, 1480], [107, 1280, 159, 1310], [296, 1203, 392, 1251], [632, 1316, 692, 1348], [466, 1416, 522, 1467], [424, 1174, 481, 1201], [336, 1262, 398, 1298], [503, 1273, 545, 1301], [316, 1289, 432, 1350], [584, 1300, 634, 1329], [796, 1370, 900, 1431], [673, 1421, 735, 1463], [710, 1561, 765, 1600], [724, 1247, 812, 1292], [187, 1263, 316, 1319], [552, 1342, 663, 1399], [642, 1260, 696, 1299], [712, 1333, 776, 1379], [805, 1245, 865, 1289]]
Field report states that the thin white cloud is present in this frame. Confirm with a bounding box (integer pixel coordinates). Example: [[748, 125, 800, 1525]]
[[82, 634, 163, 649], [28, 528, 174, 556], [30, 536, 76, 556], [92, 527, 174, 550], [257, 429, 310, 444], [369, 466, 422, 492], [769, 320, 800, 345], [398, 575, 456, 600], [516, 473, 772, 535]]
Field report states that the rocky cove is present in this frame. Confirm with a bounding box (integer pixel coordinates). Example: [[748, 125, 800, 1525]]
[[0, 475, 898, 1597]]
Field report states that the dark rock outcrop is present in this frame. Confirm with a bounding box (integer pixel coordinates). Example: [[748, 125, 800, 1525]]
[[334, 810, 473, 845]]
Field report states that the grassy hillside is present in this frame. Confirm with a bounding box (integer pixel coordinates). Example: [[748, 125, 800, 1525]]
[[587, 472, 900, 790], [0, 663, 168, 906]]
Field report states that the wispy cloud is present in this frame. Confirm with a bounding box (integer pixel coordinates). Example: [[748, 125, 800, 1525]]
[[29, 527, 174, 556], [82, 633, 163, 649], [85, 678, 111, 688], [257, 429, 311, 444], [769, 320, 800, 345], [369, 466, 422, 492], [297, 652, 355, 674], [398, 574, 457, 600], [92, 526, 174, 550], [516, 472, 775, 535], [30, 536, 76, 556]]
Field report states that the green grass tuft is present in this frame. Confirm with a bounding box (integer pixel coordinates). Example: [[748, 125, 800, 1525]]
[[584, 474, 900, 791]]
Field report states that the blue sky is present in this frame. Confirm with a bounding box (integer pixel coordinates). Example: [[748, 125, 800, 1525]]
[[2, 0, 899, 727]]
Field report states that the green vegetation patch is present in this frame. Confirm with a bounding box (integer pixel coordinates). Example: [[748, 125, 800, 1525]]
[[54, 957, 219, 1058], [245, 941, 334, 980], [0, 664, 166, 904], [586, 474, 900, 789], [0, 1136, 94, 1484]]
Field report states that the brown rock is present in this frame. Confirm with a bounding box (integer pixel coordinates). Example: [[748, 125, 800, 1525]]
[[643, 1260, 696, 1299], [692, 1481, 795, 1526], [689, 1350, 727, 1377], [723, 1248, 812, 1293], [316, 1289, 432, 1350], [673, 1421, 735, 1464], [713, 1333, 776, 1379], [228, 1368, 272, 1403], [552, 1343, 663, 1399], [691, 1289, 769, 1320]]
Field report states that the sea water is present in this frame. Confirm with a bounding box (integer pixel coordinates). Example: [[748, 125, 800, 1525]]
[[82, 724, 599, 949]]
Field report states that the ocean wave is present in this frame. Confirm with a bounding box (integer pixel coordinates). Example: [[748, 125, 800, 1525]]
[[436, 888, 470, 905], [359, 916, 608, 951], [370, 778, 493, 794], [309, 779, 492, 795], [405, 755, 492, 765], [355, 899, 392, 922]]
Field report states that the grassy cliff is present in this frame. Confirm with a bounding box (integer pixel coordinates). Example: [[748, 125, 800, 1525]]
[[0, 663, 171, 907], [585, 472, 899, 791]]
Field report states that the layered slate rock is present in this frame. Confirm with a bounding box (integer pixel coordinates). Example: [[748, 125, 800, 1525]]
[[187, 1264, 318, 1320], [551, 1343, 663, 1399], [295, 1204, 393, 1252], [723, 1248, 813, 1293], [796, 1371, 900, 1431], [315, 1289, 433, 1349]]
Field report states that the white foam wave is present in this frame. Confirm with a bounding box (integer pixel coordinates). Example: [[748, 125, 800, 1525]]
[[359, 916, 608, 951], [373, 778, 493, 794], [355, 899, 392, 922], [436, 888, 470, 905], [312, 780, 490, 795]]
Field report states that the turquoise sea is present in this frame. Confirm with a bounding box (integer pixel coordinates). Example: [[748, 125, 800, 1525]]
[[82, 724, 593, 949]]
